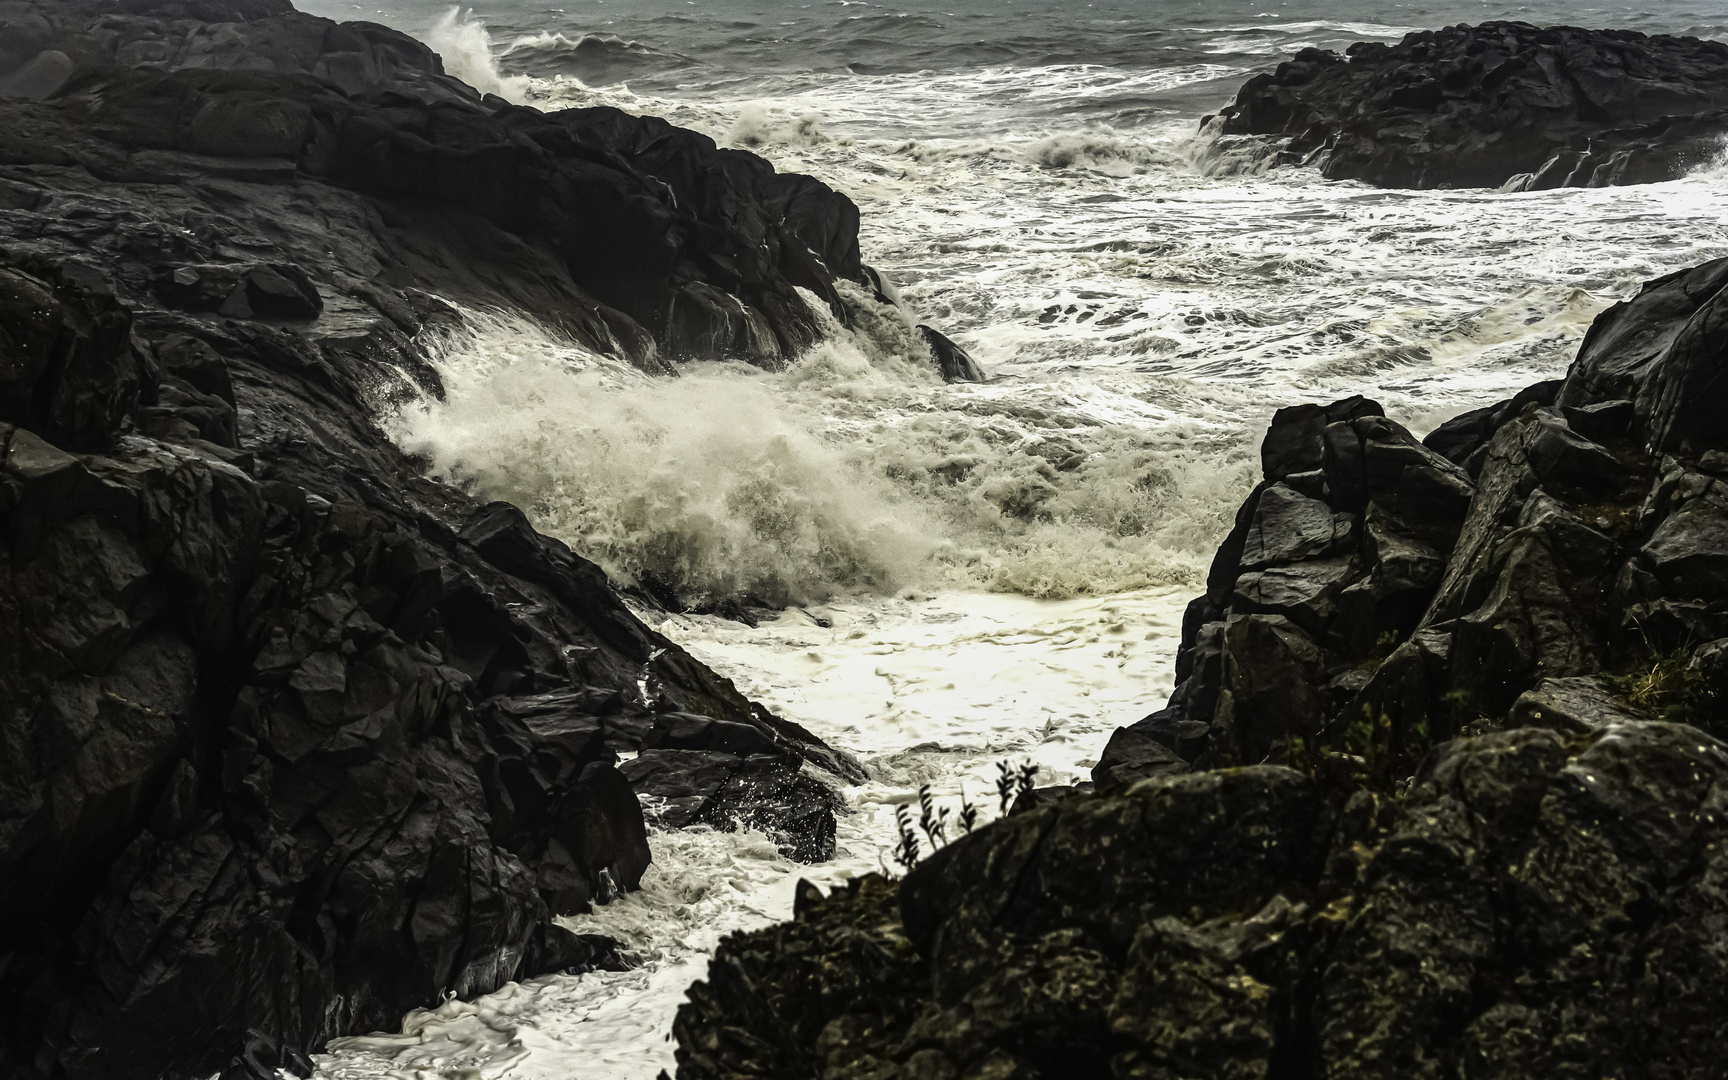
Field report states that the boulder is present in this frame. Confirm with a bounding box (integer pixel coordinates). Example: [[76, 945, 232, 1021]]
[[1090, 723, 1190, 792], [623, 749, 841, 863], [1215, 22, 1728, 189]]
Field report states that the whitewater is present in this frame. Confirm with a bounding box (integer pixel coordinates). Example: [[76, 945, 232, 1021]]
[[294, 0, 1728, 1075]]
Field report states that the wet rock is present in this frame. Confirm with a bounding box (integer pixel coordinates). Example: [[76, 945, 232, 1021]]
[[1259, 395, 1382, 482], [1090, 724, 1191, 792], [1635, 271, 1728, 456], [1210, 613, 1329, 764], [919, 324, 986, 383], [622, 749, 841, 862], [1217, 22, 1728, 189], [1237, 482, 1354, 569], [1422, 378, 1563, 475], [0, 53, 869, 1079], [672, 725, 1728, 1080], [1232, 556, 1356, 639], [1560, 397, 1635, 442], [672, 874, 925, 1080], [0, 258, 139, 450], [0, 49, 72, 100], [1318, 725, 1728, 1079], [1508, 675, 1645, 733], [1559, 257, 1728, 414]]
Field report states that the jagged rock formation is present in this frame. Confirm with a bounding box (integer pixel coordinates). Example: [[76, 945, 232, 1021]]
[[1214, 22, 1728, 189], [668, 255, 1728, 1078], [0, 0, 862, 371], [0, 1, 887, 1076], [671, 723, 1728, 1078], [1101, 256, 1728, 786]]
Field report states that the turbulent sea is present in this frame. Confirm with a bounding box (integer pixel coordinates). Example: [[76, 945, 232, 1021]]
[[292, 0, 1728, 1074]]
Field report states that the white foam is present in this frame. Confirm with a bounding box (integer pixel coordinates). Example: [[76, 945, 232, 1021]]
[[314, 585, 1190, 1080], [425, 7, 531, 101]]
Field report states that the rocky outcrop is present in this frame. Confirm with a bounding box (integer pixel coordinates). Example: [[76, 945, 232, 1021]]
[[1099, 256, 1728, 785], [1095, 393, 1479, 784], [1214, 22, 1728, 189], [0, 0, 982, 380], [671, 722, 1728, 1079], [668, 253, 1728, 1078], [0, 0, 903, 373], [0, 1, 884, 1075]]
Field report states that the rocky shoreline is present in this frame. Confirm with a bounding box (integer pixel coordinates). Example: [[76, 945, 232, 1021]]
[[5, 3, 1728, 1079], [668, 255, 1728, 1079], [0, 0, 939, 1075]]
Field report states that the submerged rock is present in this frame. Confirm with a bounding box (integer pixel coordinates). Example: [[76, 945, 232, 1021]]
[[1215, 22, 1728, 190]]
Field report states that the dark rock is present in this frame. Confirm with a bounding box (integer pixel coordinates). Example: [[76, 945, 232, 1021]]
[[1508, 675, 1644, 733], [1259, 395, 1382, 481], [1559, 257, 1728, 415], [622, 749, 841, 862], [1089, 723, 1191, 792], [0, 258, 139, 450], [1007, 783, 1094, 815], [1128, 394, 1478, 776], [1210, 614, 1329, 764], [1635, 271, 1728, 455], [1422, 378, 1563, 473], [1237, 482, 1354, 569], [918, 324, 986, 383], [0, 0, 876, 1063], [672, 724, 1728, 1080], [671, 874, 925, 1080], [0, 0, 881, 374], [1560, 397, 1635, 442], [0, 49, 72, 100], [1217, 22, 1728, 189]]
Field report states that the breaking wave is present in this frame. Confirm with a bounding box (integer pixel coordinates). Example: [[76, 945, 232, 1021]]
[[388, 285, 1244, 608]]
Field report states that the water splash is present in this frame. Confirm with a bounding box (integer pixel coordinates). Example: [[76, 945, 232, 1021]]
[[426, 7, 531, 101]]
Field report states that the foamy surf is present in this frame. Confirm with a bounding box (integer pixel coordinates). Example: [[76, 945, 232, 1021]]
[[313, 586, 1189, 1080]]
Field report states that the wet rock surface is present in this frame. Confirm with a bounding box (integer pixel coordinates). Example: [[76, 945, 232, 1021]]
[[670, 257, 1728, 1078], [0, 0, 976, 376], [0, 2, 877, 1076], [672, 723, 1728, 1079], [1215, 21, 1728, 190]]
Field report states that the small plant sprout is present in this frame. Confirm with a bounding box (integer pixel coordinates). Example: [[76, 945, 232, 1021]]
[[957, 784, 980, 835], [890, 762, 1042, 872], [995, 761, 1017, 814], [892, 803, 921, 872], [917, 785, 950, 848]]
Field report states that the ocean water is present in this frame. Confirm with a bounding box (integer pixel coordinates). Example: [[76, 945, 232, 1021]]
[[293, 1, 1728, 1075]]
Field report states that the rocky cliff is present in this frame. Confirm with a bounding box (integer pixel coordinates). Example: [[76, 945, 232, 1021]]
[[0, 1, 892, 1076], [1214, 21, 1728, 190], [666, 259, 1728, 1077]]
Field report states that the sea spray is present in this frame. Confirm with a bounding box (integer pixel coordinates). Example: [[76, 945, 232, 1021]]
[[390, 287, 1246, 606], [425, 7, 530, 101]]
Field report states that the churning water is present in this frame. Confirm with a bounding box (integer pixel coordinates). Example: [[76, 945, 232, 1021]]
[[296, 0, 1728, 1074]]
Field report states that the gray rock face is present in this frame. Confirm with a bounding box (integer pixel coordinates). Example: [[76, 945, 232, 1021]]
[[671, 723, 1728, 1080], [1215, 22, 1728, 190]]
